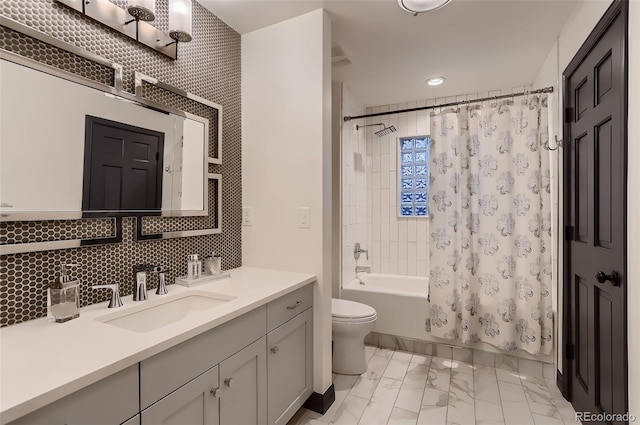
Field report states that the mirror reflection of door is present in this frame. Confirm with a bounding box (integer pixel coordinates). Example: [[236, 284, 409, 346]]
[[83, 116, 164, 211]]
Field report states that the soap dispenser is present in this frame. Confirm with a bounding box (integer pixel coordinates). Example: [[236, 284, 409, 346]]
[[49, 264, 80, 323]]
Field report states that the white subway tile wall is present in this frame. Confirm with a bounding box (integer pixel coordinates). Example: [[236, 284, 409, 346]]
[[341, 86, 367, 286], [365, 103, 430, 277]]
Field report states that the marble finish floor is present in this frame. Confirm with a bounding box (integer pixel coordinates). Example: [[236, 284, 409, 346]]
[[288, 346, 578, 425]]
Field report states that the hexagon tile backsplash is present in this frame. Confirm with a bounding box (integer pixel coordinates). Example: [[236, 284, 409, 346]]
[[0, 0, 242, 327]]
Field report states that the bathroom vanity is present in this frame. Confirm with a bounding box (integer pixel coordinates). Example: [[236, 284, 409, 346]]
[[0, 268, 315, 425]]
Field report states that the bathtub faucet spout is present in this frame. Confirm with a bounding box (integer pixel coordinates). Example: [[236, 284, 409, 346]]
[[355, 266, 371, 274]]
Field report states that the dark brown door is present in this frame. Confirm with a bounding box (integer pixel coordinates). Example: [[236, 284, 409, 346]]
[[83, 116, 164, 211], [563, 1, 627, 422]]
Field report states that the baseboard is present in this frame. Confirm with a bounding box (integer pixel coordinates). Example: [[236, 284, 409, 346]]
[[303, 384, 335, 415]]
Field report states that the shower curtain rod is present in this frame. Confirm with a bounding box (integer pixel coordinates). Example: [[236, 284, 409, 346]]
[[342, 86, 554, 122]]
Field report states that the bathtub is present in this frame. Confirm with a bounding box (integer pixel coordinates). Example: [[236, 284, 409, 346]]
[[341, 273, 429, 341]]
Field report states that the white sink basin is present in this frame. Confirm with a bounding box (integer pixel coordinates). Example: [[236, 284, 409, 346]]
[[97, 291, 235, 333]]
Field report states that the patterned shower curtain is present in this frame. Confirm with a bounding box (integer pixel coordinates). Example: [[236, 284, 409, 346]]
[[427, 95, 553, 355]]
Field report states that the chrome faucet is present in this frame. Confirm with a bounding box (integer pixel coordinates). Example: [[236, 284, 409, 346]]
[[150, 266, 169, 295], [133, 264, 152, 301], [92, 283, 124, 308], [354, 243, 368, 260], [355, 265, 371, 274]]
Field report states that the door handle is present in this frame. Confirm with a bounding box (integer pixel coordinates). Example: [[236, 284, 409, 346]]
[[595, 271, 620, 286]]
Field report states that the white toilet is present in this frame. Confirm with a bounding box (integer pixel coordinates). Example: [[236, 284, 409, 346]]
[[332, 298, 377, 375]]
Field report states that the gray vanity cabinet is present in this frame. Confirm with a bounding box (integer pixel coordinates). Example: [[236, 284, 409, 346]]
[[141, 366, 220, 425], [7, 365, 139, 425], [266, 287, 313, 425], [219, 337, 267, 425]]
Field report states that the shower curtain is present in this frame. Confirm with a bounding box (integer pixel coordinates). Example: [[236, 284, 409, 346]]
[[427, 95, 553, 355]]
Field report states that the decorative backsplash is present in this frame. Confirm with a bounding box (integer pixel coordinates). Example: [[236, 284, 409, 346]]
[[0, 0, 242, 327]]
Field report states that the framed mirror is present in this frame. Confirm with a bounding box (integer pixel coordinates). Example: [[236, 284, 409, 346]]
[[0, 17, 223, 254]]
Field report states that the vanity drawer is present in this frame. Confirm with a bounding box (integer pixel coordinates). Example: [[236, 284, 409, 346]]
[[140, 305, 266, 409], [9, 365, 138, 425], [267, 284, 313, 332]]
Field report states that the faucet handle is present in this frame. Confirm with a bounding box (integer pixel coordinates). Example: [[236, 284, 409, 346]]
[[92, 283, 124, 308]]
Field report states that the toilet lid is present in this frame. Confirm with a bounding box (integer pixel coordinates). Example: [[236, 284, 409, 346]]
[[332, 298, 376, 319]]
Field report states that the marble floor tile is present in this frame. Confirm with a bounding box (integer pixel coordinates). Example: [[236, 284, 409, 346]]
[[374, 347, 396, 360], [365, 345, 377, 362], [446, 398, 475, 425], [449, 374, 474, 404], [426, 368, 451, 392], [411, 353, 433, 367], [532, 413, 565, 425], [393, 350, 415, 362], [417, 405, 448, 425], [497, 381, 528, 403], [331, 394, 369, 425], [495, 368, 523, 384], [495, 354, 518, 372], [449, 360, 474, 375], [474, 377, 501, 405], [384, 358, 411, 380], [395, 378, 428, 413], [406, 363, 431, 380], [421, 388, 450, 407], [318, 375, 359, 422], [290, 345, 578, 425], [388, 407, 419, 425], [502, 400, 535, 425], [358, 377, 402, 425], [474, 400, 505, 425], [349, 355, 390, 399]]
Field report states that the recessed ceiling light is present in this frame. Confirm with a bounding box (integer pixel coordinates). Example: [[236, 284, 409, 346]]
[[426, 77, 446, 86], [398, 0, 452, 16]]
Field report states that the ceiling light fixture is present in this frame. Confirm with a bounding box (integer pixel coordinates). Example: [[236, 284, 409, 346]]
[[398, 0, 452, 16], [426, 77, 446, 86]]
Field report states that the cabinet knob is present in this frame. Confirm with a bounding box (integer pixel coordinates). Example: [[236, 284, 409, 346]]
[[210, 387, 222, 397], [270, 346, 279, 354], [224, 377, 233, 387]]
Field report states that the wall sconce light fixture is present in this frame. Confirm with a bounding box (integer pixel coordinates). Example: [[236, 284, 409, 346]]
[[125, 0, 156, 40], [55, 0, 193, 60], [167, 0, 193, 58]]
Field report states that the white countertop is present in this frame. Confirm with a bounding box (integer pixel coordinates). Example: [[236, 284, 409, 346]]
[[0, 267, 316, 424]]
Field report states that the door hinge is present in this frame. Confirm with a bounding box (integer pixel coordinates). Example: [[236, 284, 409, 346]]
[[565, 225, 574, 241], [566, 344, 575, 360], [564, 107, 574, 123]]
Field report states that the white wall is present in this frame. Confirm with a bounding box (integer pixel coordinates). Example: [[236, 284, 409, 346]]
[[339, 84, 367, 288], [242, 9, 333, 395], [628, 0, 639, 417], [532, 0, 640, 413], [363, 103, 431, 277]]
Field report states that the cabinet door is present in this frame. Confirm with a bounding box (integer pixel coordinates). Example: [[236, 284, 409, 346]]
[[267, 308, 313, 425], [141, 366, 220, 425], [8, 365, 139, 425], [219, 336, 267, 425]]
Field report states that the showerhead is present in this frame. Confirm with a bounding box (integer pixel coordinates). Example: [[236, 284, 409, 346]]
[[355, 123, 398, 137], [375, 125, 397, 137]]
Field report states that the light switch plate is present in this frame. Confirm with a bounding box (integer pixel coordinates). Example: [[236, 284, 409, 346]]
[[242, 207, 253, 226], [298, 207, 310, 229]]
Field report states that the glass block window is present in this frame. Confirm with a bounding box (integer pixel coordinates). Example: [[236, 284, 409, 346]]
[[398, 136, 431, 217]]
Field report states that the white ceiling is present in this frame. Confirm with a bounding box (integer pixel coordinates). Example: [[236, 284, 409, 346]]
[[198, 0, 578, 107]]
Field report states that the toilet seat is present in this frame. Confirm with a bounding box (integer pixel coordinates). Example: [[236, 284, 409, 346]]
[[332, 298, 377, 322]]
